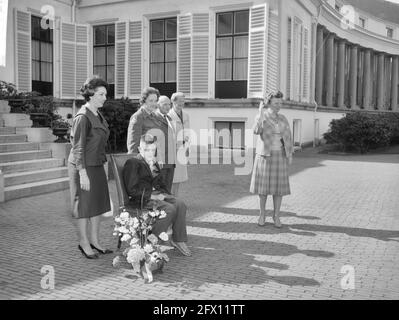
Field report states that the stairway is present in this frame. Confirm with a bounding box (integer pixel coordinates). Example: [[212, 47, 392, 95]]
[[0, 121, 69, 202]]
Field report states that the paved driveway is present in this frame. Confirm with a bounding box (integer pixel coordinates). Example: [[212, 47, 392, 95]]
[[1, 151, 399, 299]]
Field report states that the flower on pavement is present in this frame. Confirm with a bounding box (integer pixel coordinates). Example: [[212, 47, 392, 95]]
[[159, 232, 169, 242]]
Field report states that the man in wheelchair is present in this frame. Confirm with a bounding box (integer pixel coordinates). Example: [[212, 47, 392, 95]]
[[123, 133, 191, 256]]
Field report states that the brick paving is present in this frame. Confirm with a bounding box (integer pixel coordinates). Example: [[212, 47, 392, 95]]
[[0, 150, 399, 300]]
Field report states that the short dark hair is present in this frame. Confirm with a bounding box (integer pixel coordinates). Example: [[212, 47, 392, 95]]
[[80, 76, 109, 101], [139, 87, 160, 106], [140, 133, 157, 145], [265, 90, 283, 105]]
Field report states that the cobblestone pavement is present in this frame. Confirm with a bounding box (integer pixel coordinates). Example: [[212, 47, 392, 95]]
[[1, 151, 399, 300]]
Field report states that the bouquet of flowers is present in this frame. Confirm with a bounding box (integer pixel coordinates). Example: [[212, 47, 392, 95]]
[[112, 197, 170, 283]]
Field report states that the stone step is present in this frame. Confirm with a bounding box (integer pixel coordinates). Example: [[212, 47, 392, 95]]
[[4, 177, 70, 201], [0, 142, 40, 153], [0, 127, 16, 135], [0, 150, 51, 163], [0, 158, 64, 174], [0, 134, 26, 143], [4, 167, 69, 187]]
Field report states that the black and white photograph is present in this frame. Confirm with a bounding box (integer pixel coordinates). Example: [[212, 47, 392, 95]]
[[0, 0, 399, 304]]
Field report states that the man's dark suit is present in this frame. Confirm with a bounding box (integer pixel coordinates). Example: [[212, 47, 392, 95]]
[[126, 106, 175, 192], [123, 154, 187, 242]]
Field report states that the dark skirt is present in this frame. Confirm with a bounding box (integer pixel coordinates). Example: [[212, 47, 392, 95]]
[[249, 148, 291, 196], [68, 162, 111, 219]]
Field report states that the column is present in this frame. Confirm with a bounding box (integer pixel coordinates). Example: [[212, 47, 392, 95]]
[[391, 55, 398, 111], [325, 33, 335, 107], [315, 26, 324, 105], [377, 53, 385, 109], [362, 49, 371, 109], [349, 45, 358, 109], [336, 39, 346, 108]]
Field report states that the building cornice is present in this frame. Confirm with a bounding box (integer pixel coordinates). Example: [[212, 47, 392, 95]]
[[319, 3, 399, 55]]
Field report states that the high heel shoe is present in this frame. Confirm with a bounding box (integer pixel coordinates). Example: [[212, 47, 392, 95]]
[[78, 245, 99, 259], [90, 244, 113, 254]]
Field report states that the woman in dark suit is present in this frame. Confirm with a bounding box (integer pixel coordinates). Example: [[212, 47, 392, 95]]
[[68, 76, 113, 259], [250, 91, 293, 228]]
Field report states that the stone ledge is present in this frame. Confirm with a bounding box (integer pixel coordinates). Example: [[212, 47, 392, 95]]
[[16, 127, 56, 143], [40, 142, 71, 165], [1, 113, 32, 127]]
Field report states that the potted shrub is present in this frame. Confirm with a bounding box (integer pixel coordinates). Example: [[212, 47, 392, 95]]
[[26, 96, 57, 127], [51, 117, 71, 143], [0, 80, 18, 100]]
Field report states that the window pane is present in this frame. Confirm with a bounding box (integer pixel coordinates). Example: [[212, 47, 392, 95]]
[[231, 122, 245, 148], [217, 13, 233, 35], [165, 62, 176, 82], [165, 42, 176, 62], [233, 59, 248, 80], [94, 26, 106, 45], [151, 20, 164, 41], [216, 59, 232, 80], [94, 66, 106, 80], [150, 63, 164, 83], [234, 36, 248, 58], [32, 40, 40, 60], [107, 66, 115, 84], [94, 47, 106, 66], [107, 46, 115, 65], [40, 24, 52, 42], [216, 37, 232, 59], [31, 17, 40, 39], [41, 62, 52, 82], [151, 43, 164, 62], [107, 25, 115, 44], [166, 18, 177, 39], [214, 122, 231, 148], [41, 42, 53, 62], [234, 11, 249, 34], [32, 61, 40, 81]]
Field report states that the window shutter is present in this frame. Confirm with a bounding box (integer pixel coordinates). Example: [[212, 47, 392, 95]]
[[292, 18, 301, 101], [247, 3, 268, 98], [302, 27, 309, 101], [60, 21, 76, 99], [177, 14, 192, 96], [191, 13, 209, 98], [266, 8, 279, 93], [128, 20, 142, 98], [286, 17, 293, 100], [14, 9, 31, 92], [75, 24, 89, 98], [115, 21, 128, 98]]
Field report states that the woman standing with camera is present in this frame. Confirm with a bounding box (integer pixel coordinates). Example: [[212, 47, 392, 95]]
[[250, 91, 293, 228]]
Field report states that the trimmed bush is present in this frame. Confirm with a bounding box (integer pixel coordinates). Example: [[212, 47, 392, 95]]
[[323, 112, 399, 153]]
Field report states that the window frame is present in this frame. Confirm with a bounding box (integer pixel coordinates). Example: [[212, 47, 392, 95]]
[[149, 17, 177, 85], [214, 120, 245, 150], [215, 9, 249, 98], [31, 15, 54, 96], [93, 24, 115, 98]]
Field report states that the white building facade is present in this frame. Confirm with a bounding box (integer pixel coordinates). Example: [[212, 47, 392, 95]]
[[1, 0, 399, 151]]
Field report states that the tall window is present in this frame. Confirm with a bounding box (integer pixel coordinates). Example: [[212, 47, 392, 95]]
[[150, 18, 177, 97], [93, 24, 115, 98], [31, 15, 53, 96], [215, 10, 249, 98], [386, 27, 394, 38], [359, 17, 366, 28]]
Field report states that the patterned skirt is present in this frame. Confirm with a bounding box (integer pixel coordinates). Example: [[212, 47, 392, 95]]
[[249, 148, 291, 196]]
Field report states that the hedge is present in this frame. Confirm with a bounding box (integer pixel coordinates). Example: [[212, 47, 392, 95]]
[[323, 112, 399, 153]]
